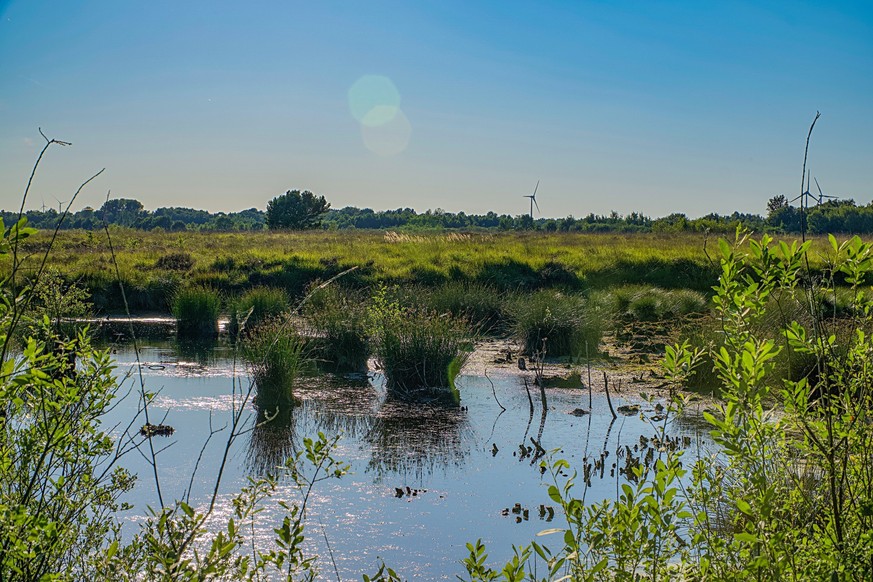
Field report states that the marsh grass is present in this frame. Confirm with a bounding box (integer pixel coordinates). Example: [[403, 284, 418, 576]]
[[371, 297, 472, 392], [243, 315, 307, 411], [602, 285, 709, 322], [507, 290, 604, 358], [227, 286, 289, 337], [172, 286, 220, 337], [683, 293, 856, 393], [303, 285, 370, 372], [414, 281, 506, 335], [15, 230, 815, 313]]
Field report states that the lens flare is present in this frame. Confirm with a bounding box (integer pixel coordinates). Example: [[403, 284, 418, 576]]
[[348, 75, 400, 127], [361, 109, 412, 156]]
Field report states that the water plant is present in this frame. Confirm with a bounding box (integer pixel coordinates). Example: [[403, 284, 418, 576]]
[[418, 281, 506, 335], [370, 286, 472, 392], [227, 286, 289, 337], [243, 315, 307, 411], [507, 289, 604, 358], [171, 285, 220, 337], [303, 285, 369, 372]]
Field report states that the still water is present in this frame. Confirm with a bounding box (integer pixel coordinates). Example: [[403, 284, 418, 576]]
[[99, 335, 711, 580]]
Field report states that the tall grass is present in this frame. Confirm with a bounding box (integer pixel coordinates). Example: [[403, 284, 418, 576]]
[[416, 281, 506, 335], [172, 286, 220, 337], [599, 285, 709, 322], [227, 286, 289, 337], [370, 290, 472, 392], [507, 290, 604, 358], [303, 285, 369, 372], [243, 316, 307, 411]]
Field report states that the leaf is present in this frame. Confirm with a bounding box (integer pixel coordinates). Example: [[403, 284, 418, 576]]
[[536, 528, 565, 537], [734, 531, 758, 544]]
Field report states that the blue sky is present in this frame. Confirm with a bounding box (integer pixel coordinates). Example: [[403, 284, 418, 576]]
[[1, 1, 871, 218]]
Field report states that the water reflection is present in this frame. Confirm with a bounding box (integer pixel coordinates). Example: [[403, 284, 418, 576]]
[[245, 373, 377, 474], [365, 392, 471, 481]]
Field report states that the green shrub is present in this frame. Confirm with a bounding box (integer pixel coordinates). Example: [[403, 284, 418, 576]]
[[303, 286, 369, 372], [227, 286, 289, 337], [172, 286, 220, 337], [243, 316, 307, 411], [507, 290, 603, 357]]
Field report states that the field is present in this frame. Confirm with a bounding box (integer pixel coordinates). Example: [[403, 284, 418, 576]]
[[7, 228, 834, 314]]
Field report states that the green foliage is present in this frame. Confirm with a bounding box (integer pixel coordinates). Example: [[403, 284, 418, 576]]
[[172, 286, 220, 337], [227, 286, 289, 338], [411, 281, 506, 335], [460, 231, 873, 580], [369, 286, 472, 392], [303, 285, 370, 372], [265, 190, 330, 230], [0, 220, 135, 580], [508, 290, 603, 358], [243, 315, 307, 412]]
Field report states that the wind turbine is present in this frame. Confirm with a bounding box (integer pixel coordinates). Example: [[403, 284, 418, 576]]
[[523, 180, 540, 219], [814, 177, 837, 205]]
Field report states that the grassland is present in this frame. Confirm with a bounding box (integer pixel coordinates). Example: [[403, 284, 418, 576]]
[[6, 228, 836, 314]]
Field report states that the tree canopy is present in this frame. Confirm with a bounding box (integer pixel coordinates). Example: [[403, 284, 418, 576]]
[[265, 190, 330, 230]]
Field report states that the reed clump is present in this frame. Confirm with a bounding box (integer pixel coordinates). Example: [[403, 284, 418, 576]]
[[507, 290, 603, 358], [243, 315, 307, 411], [370, 288, 472, 391], [416, 281, 506, 335], [172, 286, 220, 337], [227, 286, 289, 337], [303, 285, 370, 372]]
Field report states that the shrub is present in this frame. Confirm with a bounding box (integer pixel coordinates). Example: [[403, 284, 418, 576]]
[[507, 290, 603, 358], [227, 286, 289, 337], [172, 286, 220, 337], [154, 251, 195, 271]]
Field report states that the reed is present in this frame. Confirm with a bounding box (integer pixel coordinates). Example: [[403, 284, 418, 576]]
[[371, 298, 472, 392], [508, 290, 604, 358], [303, 285, 370, 372], [172, 286, 220, 337], [243, 316, 307, 411], [227, 286, 289, 337]]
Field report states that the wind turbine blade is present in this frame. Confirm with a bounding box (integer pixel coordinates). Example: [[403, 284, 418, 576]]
[[814, 177, 824, 197], [533, 198, 540, 213], [533, 180, 539, 197]]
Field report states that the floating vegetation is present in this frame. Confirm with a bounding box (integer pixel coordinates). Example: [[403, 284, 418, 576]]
[[140, 423, 175, 437]]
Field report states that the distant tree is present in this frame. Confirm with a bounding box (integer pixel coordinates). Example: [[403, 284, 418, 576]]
[[767, 194, 788, 215], [266, 190, 330, 230], [99, 198, 144, 227]]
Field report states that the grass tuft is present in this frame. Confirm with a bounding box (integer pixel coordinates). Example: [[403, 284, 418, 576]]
[[371, 288, 472, 392], [507, 290, 604, 358], [227, 286, 289, 337], [243, 316, 307, 412], [172, 286, 220, 337], [304, 285, 370, 372]]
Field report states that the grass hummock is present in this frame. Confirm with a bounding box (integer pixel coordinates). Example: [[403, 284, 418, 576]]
[[507, 290, 604, 358], [303, 285, 370, 372], [243, 315, 307, 412], [370, 288, 472, 393], [227, 286, 289, 338], [172, 286, 220, 337]]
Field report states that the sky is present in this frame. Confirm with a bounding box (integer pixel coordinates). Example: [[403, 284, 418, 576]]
[[1, 1, 872, 219]]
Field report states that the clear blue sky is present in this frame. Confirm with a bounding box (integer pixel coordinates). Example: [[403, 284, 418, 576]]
[[1, 1, 871, 218]]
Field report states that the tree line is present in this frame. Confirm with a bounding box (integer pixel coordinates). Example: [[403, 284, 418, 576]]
[[3, 189, 872, 234]]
